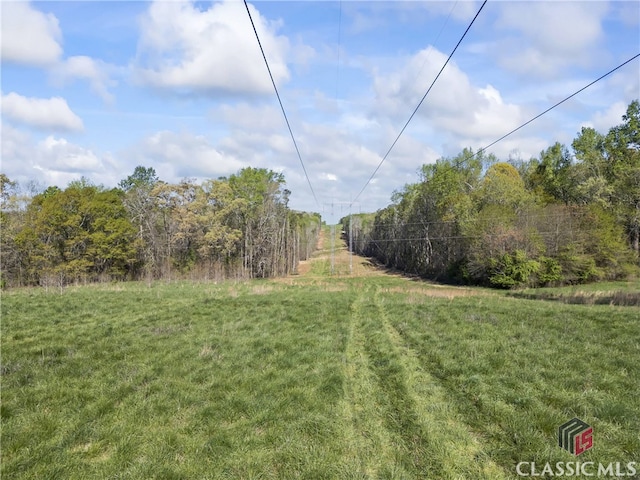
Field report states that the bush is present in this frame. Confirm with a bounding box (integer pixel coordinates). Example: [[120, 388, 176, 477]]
[[488, 249, 541, 289], [557, 251, 603, 284], [536, 256, 562, 286]]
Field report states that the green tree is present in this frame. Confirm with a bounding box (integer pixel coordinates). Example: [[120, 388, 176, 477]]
[[571, 127, 613, 207], [15, 183, 138, 286], [475, 162, 530, 210], [0, 174, 17, 207], [531, 142, 574, 204], [228, 168, 289, 277], [198, 179, 244, 272], [604, 100, 640, 254], [1, 175, 22, 287], [119, 166, 162, 279], [118, 166, 159, 192]]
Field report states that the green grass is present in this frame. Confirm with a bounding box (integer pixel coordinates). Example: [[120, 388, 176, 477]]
[[508, 280, 640, 306], [2, 277, 639, 479]]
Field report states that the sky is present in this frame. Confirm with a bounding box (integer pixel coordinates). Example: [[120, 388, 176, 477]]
[[1, 0, 639, 223]]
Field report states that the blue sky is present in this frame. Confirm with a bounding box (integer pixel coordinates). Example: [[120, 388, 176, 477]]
[[1, 0, 639, 222]]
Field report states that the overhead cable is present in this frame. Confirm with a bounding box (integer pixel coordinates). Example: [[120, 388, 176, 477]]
[[244, 0, 320, 207], [454, 52, 640, 167], [351, 0, 488, 206], [412, 1, 459, 88], [335, 1, 343, 103]]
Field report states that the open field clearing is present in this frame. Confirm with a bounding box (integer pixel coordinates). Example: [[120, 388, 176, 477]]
[[2, 232, 639, 479], [508, 281, 640, 306]]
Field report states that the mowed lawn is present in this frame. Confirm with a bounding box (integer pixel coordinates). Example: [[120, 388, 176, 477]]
[[2, 273, 639, 479]]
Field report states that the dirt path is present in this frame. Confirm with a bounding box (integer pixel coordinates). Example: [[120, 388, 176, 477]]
[[283, 227, 480, 298], [294, 226, 387, 279]]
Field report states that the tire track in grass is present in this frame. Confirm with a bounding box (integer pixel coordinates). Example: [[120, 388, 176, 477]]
[[369, 290, 509, 479], [339, 289, 408, 478]]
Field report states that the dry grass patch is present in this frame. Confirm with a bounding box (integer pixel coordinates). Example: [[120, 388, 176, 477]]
[[508, 281, 640, 306], [199, 344, 223, 360], [319, 283, 350, 292], [250, 284, 276, 295], [380, 285, 480, 299], [511, 289, 640, 306], [296, 260, 312, 276]]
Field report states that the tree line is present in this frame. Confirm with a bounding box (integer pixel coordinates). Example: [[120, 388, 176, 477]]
[[1, 167, 321, 288], [342, 100, 640, 288]]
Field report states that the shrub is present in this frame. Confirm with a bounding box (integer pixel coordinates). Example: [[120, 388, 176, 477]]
[[536, 256, 563, 286], [488, 249, 541, 289], [557, 250, 603, 284]]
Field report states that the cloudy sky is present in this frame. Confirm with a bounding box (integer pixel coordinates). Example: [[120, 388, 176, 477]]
[[1, 1, 639, 222]]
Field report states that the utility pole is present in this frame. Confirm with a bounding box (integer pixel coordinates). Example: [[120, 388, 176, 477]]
[[349, 210, 353, 275], [324, 200, 359, 275], [323, 202, 336, 275], [331, 223, 335, 275]]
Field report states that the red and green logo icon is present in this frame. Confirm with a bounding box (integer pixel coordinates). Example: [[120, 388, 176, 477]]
[[558, 418, 593, 456]]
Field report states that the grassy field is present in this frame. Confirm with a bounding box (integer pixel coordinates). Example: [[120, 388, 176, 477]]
[[508, 281, 640, 306], [2, 230, 639, 479]]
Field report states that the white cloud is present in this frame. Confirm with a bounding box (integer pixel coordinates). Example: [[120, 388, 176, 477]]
[[337, 112, 381, 133], [1, 124, 116, 187], [212, 103, 283, 132], [39, 136, 103, 172], [498, 3, 605, 55], [494, 2, 608, 77], [1, 92, 84, 132], [372, 46, 527, 146], [422, 1, 483, 22], [0, 2, 62, 66], [218, 130, 293, 163], [373, 47, 472, 119], [471, 85, 524, 138], [1, 3, 117, 103], [136, 130, 246, 180], [583, 101, 627, 133], [607, 67, 640, 104], [135, 0, 290, 95], [1, 123, 31, 172], [51, 56, 117, 104], [347, 2, 481, 36]]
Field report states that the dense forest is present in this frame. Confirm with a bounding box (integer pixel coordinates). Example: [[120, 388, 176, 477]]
[[342, 100, 640, 288], [0, 167, 321, 288]]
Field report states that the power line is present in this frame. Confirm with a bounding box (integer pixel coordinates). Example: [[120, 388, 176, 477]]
[[335, 1, 343, 103], [455, 52, 640, 168], [412, 1, 458, 90], [342, 212, 592, 228], [351, 0, 488, 206], [243, 0, 320, 208], [352, 232, 570, 243]]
